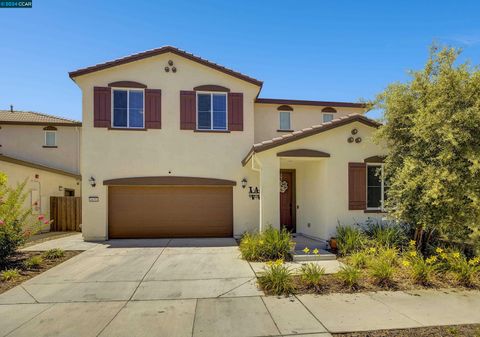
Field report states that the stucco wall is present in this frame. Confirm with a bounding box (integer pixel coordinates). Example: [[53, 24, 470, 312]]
[[0, 161, 81, 231], [254, 103, 366, 143], [74, 52, 261, 240], [253, 121, 387, 240], [0, 124, 81, 173]]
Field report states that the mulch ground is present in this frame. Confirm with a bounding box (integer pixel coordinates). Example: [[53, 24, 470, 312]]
[[0, 250, 81, 294], [333, 324, 480, 337]]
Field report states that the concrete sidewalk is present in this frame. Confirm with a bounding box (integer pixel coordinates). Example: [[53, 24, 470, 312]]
[[1, 235, 479, 336]]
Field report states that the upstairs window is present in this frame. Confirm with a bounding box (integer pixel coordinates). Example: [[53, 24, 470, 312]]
[[279, 111, 291, 130], [113, 89, 144, 128], [367, 164, 388, 210], [323, 113, 334, 123], [44, 131, 56, 147], [197, 92, 227, 130]]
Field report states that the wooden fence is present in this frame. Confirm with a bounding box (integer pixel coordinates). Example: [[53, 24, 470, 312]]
[[50, 197, 82, 232]]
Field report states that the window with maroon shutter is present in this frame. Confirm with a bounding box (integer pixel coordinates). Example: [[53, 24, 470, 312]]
[[348, 162, 366, 210], [93, 87, 111, 127], [228, 92, 243, 131], [180, 91, 196, 130], [145, 89, 161, 129]]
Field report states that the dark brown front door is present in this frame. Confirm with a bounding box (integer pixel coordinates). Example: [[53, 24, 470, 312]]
[[280, 170, 296, 232]]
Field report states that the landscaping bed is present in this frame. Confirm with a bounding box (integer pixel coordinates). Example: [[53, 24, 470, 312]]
[[333, 324, 480, 337], [0, 250, 81, 294]]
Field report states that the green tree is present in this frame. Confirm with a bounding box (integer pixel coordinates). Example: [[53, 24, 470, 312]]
[[0, 173, 43, 265], [374, 46, 480, 252]]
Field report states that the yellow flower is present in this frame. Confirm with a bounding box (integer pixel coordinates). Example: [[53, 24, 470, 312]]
[[452, 252, 460, 259], [274, 259, 284, 266], [312, 248, 319, 255], [369, 247, 377, 254], [440, 253, 447, 259], [409, 240, 416, 247], [426, 256, 437, 264], [259, 240, 264, 245], [303, 247, 310, 254], [402, 260, 411, 267], [468, 257, 479, 265], [435, 247, 443, 254], [409, 251, 417, 257]]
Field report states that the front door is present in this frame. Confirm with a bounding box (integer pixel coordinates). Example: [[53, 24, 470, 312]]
[[280, 170, 296, 232]]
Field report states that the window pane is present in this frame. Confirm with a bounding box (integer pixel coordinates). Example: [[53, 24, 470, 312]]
[[367, 165, 382, 208], [212, 94, 226, 129], [279, 111, 290, 130], [45, 132, 56, 146], [323, 113, 334, 123], [129, 90, 144, 128], [113, 90, 127, 127], [198, 94, 212, 129]]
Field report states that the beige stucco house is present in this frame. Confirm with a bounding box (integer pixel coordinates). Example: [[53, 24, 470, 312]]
[[69, 46, 387, 242], [0, 110, 82, 227]]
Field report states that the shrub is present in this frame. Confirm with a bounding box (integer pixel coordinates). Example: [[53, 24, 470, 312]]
[[408, 256, 437, 285], [299, 263, 325, 291], [0, 173, 43, 265], [43, 248, 65, 260], [337, 264, 361, 289], [1, 268, 20, 281], [369, 258, 395, 286], [336, 225, 367, 256], [24, 255, 43, 269], [239, 226, 294, 261], [378, 247, 399, 266], [257, 260, 295, 295], [443, 252, 479, 287], [361, 219, 408, 248], [348, 250, 369, 269]]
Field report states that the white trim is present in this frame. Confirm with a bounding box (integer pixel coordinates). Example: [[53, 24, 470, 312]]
[[278, 110, 291, 130], [366, 163, 385, 211], [111, 87, 145, 129], [196, 91, 228, 131], [44, 130, 56, 146]]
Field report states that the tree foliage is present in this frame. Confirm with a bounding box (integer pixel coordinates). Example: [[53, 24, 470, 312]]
[[374, 46, 480, 251]]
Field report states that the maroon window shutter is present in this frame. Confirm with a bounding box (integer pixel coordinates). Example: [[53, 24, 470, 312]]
[[93, 87, 111, 128], [228, 92, 243, 131], [180, 91, 196, 130], [145, 89, 162, 129], [348, 163, 367, 210]]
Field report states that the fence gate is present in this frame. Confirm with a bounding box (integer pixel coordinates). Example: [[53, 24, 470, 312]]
[[50, 197, 82, 231]]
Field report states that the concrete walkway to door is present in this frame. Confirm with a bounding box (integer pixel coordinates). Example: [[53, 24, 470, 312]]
[[1, 235, 480, 337]]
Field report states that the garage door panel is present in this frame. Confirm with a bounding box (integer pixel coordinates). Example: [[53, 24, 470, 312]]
[[108, 186, 233, 238]]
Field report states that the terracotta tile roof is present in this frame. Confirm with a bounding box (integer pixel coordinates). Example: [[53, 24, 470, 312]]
[[0, 110, 81, 126], [242, 113, 382, 166], [69, 46, 263, 87]]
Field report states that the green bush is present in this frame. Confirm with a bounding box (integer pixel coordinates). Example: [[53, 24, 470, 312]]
[[239, 226, 294, 261], [348, 250, 369, 269], [361, 219, 408, 248], [369, 258, 395, 286], [257, 260, 295, 295], [408, 256, 437, 285], [336, 225, 367, 256], [1, 268, 20, 281], [43, 248, 65, 260], [443, 253, 479, 287], [299, 263, 325, 291], [0, 173, 43, 265], [337, 264, 361, 289], [24, 255, 43, 269]]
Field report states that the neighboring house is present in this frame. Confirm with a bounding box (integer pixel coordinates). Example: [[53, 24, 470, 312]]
[[0, 109, 82, 228], [69, 46, 386, 241]]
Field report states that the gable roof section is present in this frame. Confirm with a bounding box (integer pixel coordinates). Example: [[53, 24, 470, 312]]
[[0, 110, 81, 126], [255, 98, 366, 109], [69, 46, 263, 87], [242, 114, 382, 166], [0, 154, 81, 179]]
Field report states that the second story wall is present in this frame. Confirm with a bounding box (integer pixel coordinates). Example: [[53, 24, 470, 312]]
[[0, 124, 80, 173], [253, 103, 366, 143]]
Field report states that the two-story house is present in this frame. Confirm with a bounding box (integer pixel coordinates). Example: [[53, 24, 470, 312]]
[[0, 109, 82, 226], [69, 46, 386, 241]]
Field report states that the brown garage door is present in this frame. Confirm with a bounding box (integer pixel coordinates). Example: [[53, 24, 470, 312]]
[[108, 185, 233, 238]]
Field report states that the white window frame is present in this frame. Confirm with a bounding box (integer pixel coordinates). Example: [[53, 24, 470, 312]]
[[111, 87, 145, 129], [44, 130, 56, 146], [366, 163, 386, 211], [196, 91, 228, 131], [278, 110, 291, 130], [322, 113, 334, 123]]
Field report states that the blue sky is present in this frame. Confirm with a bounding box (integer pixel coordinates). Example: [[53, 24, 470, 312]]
[[1, 0, 480, 120]]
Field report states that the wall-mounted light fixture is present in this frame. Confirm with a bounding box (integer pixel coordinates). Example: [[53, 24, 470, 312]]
[[241, 178, 248, 189], [89, 176, 96, 188]]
